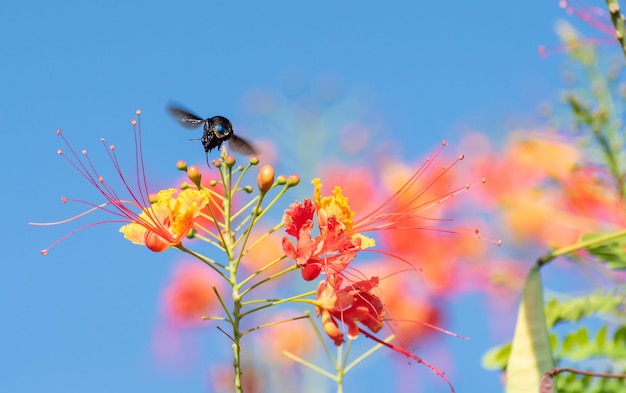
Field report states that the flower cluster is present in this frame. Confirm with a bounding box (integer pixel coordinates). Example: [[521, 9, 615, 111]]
[[281, 142, 494, 376], [33, 109, 492, 392]]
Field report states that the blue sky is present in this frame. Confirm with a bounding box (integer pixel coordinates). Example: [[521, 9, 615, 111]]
[[2, 1, 574, 392]]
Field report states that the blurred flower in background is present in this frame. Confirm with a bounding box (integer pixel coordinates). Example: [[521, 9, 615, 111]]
[[153, 261, 221, 370], [153, 75, 510, 390]]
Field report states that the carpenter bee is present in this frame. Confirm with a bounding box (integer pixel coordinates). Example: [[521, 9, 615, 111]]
[[167, 104, 257, 166]]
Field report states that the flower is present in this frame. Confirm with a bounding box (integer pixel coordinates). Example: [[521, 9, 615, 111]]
[[119, 187, 211, 252], [151, 262, 221, 372], [375, 274, 441, 347], [282, 141, 494, 281], [32, 110, 210, 254], [314, 275, 456, 392], [313, 275, 384, 345], [281, 197, 365, 281], [161, 262, 219, 324], [468, 132, 626, 248]]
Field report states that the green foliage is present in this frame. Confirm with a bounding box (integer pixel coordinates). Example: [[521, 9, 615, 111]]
[[483, 292, 625, 367], [554, 369, 626, 393], [487, 7, 626, 393], [545, 293, 625, 327], [482, 343, 511, 371], [553, 325, 626, 362], [582, 232, 626, 270]]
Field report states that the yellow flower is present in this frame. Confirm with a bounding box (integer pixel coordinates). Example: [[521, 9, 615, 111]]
[[312, 177, 355, 233], [120, 188, 211, 252]]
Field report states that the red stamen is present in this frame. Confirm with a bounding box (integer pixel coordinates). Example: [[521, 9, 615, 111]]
[[358, 328, 455, 392], [32, 110, 180, 253]]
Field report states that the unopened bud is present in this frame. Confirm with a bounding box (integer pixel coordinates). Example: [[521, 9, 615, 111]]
[[287, 174, 300, 187], [257, 165, 275, 194], [225, 155, 236, 167], [187, 165, 202, 188], [176, 160, 188, 171], [249, 156, 260, 165]]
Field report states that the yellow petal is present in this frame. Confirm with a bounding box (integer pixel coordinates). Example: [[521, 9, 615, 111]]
[[353, 233, 375, 249], [119, 221, 149, 245]]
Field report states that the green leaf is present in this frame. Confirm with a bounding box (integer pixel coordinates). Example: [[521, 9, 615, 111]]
[[482, 343, 511, 370], [596, 325, 608, 347], [506, 265, 555, 393], [582, 232, 626, 270], [615, 326, 626, 345], [545, 293, 624, 328], [557, 325, 626, 361]]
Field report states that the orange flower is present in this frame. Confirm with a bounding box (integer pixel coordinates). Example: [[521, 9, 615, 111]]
[[161, 263, 218, 324], [465, 132, 580, 207], [314, 275, 384, 345], [33, 111, 209, 254], [376, 276, 441, 347], [282, 141, 495, 281], [314, 276, 455, 392]]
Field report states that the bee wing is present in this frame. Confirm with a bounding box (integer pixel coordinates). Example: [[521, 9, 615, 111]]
[[229, 134, 258, 155], [167, 104, 205, 129]]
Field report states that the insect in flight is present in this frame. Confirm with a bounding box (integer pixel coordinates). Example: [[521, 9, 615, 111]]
[[167, 104, 258, 166]]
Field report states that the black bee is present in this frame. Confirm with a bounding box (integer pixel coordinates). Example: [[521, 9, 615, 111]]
[[167, 104, 257, 166]]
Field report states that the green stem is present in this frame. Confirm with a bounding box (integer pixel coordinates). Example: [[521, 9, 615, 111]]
[[231, 195, 260, 225], [241, 315, 308, 336], [189, 230, 225, 250], [240, 291, 316, 318], [336, 344, 345, 393], [241, 221, 285, 257], [239, 262, 297, 297], [606, 0, 626, 61], [176, 244, 228, 279], [537, 228, 626, 265], [232, 195, 265, 272], [281, 351, 338, 381], [344, 335, 394, 374]]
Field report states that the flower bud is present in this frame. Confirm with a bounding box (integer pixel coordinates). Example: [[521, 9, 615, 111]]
[[225, 155, 236, 167], [187, 165, 202, 188], [176, 160, 187, 171], [287, 174, 300, 187], [276, 175, 287, 185], [249, 156, 260, 165], [257, 165, 275, 194]]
